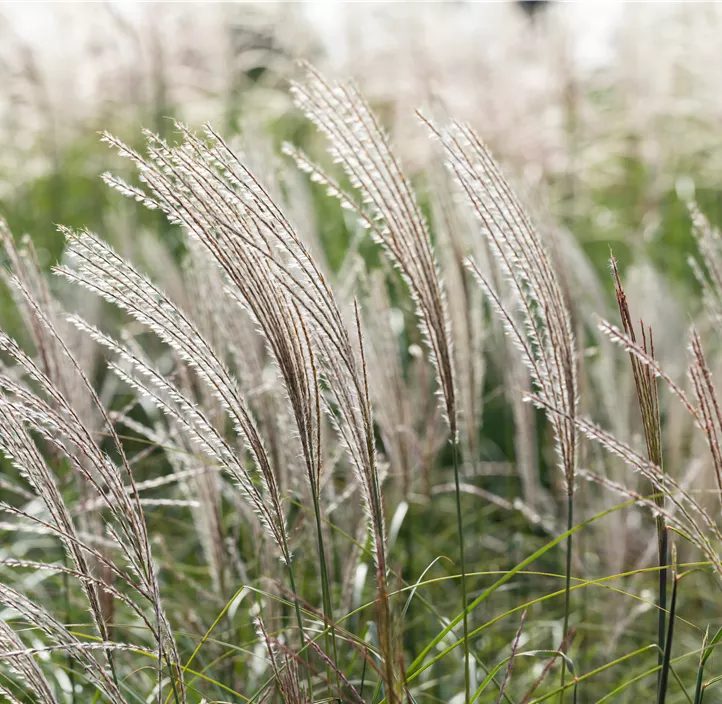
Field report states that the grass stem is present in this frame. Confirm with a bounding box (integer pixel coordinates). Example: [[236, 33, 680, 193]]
[[286, 558, 314, 699], [62, 562, 77, 704], [559, 492, 574, 704], [657, 523, 668, 693], [311, 491, 341, 699], [452, 439, 470, 704]]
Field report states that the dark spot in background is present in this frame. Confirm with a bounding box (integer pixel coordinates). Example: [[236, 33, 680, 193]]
[[517, 0, 550, 22]]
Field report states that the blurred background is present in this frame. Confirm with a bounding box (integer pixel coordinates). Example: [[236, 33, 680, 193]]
[[2, 0, 722, 287]]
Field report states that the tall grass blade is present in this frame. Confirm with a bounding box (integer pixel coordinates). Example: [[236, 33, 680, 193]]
[[657, 548, 679, 704], [693, 626, 722, 703]]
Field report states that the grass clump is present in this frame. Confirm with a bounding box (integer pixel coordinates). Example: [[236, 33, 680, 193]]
[[0, 64, 721, 704]]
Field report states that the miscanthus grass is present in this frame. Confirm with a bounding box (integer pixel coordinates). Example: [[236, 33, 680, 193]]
[[0, 65, 721, 703]]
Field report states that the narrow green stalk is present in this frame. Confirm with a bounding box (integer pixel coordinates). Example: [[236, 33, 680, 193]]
[[311, 491, 341, 699], [403, 501, 415, 659], [286, 557, 314, 699], [105, 648, 121, 701], [101, 578, 121, 696], [657, 523, 668, 693], [559, 492, 574, 704], [62, 563, 77, 704], [694, 661, 706, 704], [657, 570, 678, 704], [166, 652, 182, 704], [451, 439, 470, 704], [693, 625, 722, 704]]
